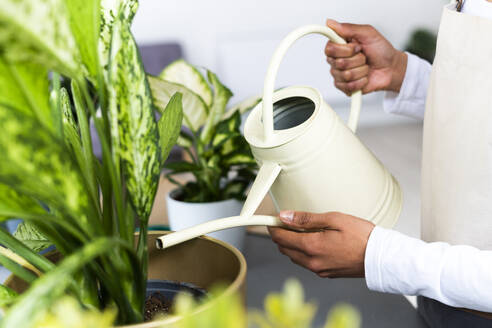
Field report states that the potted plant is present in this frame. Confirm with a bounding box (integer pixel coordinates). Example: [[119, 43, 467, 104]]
[[0, 0, 246, 326], [148, 62, 260, 251]]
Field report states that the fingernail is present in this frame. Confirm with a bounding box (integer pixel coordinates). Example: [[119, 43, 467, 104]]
[[279, 211, 295, 222]]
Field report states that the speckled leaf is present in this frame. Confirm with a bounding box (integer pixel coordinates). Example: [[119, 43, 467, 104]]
[[66, 0, 101, 79], [0, 0, 81, 77], [157, 93, 183, 167], [0, 105, 91, 232], [159, 59, 213, 107], [0, 58, 52, 131], [148, 75, 208, 132], [60, 88, 84, 168], [107, 16, 160, 220], [200, 70, 233, 144], [99, 0, 138, 74], [14, 222, 51, 253]]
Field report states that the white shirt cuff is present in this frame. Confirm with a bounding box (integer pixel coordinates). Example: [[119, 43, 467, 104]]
[[383, 52, 431, 120], [364, 225, 492, 312], [364, 226, 390, 292]]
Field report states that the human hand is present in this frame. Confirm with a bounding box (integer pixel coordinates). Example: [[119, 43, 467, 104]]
[[324, 19, 407, 95], [268, 211, 375, 278]]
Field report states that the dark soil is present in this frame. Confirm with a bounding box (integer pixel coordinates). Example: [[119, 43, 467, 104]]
[[144, 292, 173, 322]]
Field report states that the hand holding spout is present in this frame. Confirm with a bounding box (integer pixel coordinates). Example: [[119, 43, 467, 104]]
[[269, 210, 375, 278]]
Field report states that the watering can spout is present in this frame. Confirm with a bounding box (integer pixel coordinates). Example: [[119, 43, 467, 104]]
[[239, 161, 282, 218]]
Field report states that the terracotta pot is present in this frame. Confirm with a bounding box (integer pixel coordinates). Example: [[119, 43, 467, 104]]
[[4, 231, 247, 327]]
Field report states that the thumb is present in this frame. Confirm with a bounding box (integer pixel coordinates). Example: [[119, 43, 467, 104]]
[[279, 211, 339, 230], [326, 19, 373, 43]]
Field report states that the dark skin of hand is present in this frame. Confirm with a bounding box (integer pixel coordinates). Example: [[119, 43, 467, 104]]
[[269, 20, 408, 278], [269, 211, 374, 278]]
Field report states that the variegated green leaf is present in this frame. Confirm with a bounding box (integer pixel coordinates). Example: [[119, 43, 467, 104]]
[[0, 284, 18, 309], [164, 161, 201, 174], [159, 59, 213, 107], [0, 184, 45, 221], [14, 222, 51, 253], [0, 105, 91, 233], [66, 0, 101, 79], [60, 88, 84, 167], [200, 70, 233, 144], [222, 94, 261, 120], [107, 15, 160, 220], [222, 152, 257, 166], [148, 75, 208, 132], [99, 0, 138, 74], [212, 111, 241, 148], [177, 131, 194, 148], [0, 0, 81, 77], [158, 93, 183, 167], [0, 57, 52, 131]]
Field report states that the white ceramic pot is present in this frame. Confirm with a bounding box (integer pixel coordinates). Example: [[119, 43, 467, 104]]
[[166, 190, 246, 252]]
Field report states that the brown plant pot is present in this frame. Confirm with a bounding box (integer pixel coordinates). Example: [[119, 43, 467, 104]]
[[5, 231, 247, 327]]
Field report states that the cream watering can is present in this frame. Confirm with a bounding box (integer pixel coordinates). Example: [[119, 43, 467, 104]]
[[156, 25, 402, 250]]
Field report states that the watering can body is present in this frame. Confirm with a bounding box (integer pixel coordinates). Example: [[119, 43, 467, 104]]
[[243, 85, 402, 227], [156, 25, 402, 250], [241, 24, 402, 228]]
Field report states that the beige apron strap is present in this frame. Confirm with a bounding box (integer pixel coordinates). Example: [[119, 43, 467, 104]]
[[456, 0, 464, 11]]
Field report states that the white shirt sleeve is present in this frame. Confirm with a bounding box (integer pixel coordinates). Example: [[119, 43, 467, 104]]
[[383, 52, 432, 120], [365, 226, 492, 312]]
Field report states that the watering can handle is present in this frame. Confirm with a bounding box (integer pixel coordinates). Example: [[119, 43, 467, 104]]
[[262, 24, 363, 141]]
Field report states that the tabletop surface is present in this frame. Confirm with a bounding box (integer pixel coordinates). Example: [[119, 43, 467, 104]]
[[243, 234, 429, 328]]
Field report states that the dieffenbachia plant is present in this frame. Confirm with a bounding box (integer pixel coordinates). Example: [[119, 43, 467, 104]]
[[0, 0, 183, 326], [148, 61, 261, 203]]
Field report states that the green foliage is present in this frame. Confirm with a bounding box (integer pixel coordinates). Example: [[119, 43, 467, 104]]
[[33, 297, 116, 328], [26, 279, 361, 328], [170, 286, 247, 328], [150, 60, 260, 203], [0, 0, 81, 77], [13, 222, 51, 253], [107, 13, 161, 221], [250, 279, 317, 328], [0, 0, 183, 325], [172, 279, 361, 328], [0, 285, 18, 309], [2, 238, 142, 328], [158, 93, 184, 167], [323, 304, 361, 328], [405, 29, 437, 64]]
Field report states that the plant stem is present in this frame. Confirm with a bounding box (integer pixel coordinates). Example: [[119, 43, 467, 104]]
[[77, 78, 126, 241], [70, 80, 102, 226], [51, 73, 64, 140]]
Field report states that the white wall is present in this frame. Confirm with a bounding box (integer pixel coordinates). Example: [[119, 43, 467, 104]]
[[132, 0, 444, 107]]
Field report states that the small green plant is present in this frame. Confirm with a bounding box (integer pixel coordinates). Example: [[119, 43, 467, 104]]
[[405, 29, 437, 64], [33, 297, 116, 328], [0, 0, 183, 326], [148, 61, 261, 203]]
